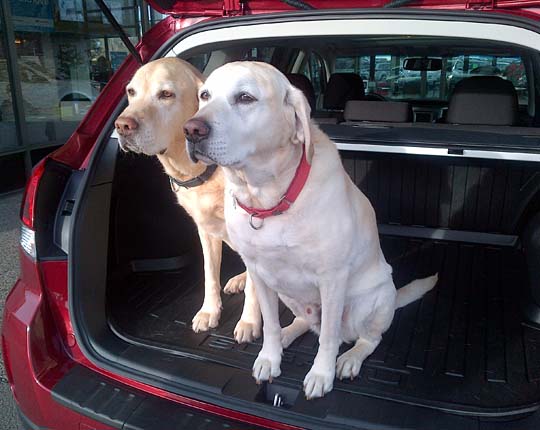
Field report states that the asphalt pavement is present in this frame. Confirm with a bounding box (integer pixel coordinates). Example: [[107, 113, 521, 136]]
[[0, 191, 23, 429]]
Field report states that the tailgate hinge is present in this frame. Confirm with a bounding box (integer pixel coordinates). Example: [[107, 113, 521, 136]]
[[223, 0, 246, 16], [466, 0, 495, 9]]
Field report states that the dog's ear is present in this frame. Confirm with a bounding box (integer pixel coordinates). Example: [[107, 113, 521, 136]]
[[286, 85, 313, 164], [195, 76, 205, 90]]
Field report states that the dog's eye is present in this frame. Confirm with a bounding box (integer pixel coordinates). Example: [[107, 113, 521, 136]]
[[127, 88, 135, 97], [236, 92, 256, 104], [199, 90, 210, 101], [159, 90, 174, 99]]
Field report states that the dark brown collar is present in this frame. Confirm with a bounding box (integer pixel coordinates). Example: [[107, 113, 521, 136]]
[[169, 164, 218, 191]]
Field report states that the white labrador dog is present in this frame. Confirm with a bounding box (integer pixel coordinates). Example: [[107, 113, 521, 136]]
[[184, 61, 437, 399]]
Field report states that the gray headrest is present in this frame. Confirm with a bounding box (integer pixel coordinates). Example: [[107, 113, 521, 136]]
[[446, 76, 518, 126], [286, 73, 316, 113], [344, 100, 412, 123]]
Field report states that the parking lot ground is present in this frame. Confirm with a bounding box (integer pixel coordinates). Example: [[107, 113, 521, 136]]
[[0, 191, 23, 429]]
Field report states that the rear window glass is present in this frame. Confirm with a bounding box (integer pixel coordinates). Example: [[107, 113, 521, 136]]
[[335, 54, 528, 104]]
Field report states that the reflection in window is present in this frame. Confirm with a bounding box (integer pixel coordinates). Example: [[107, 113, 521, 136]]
[[0, 24, 18, 151], [334, 54, 528, 104], [243, 47, 276, 63], [8, 0, 141, 148]]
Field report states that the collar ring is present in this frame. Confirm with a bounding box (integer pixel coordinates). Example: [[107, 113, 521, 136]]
[[249, 213, 264, 230]]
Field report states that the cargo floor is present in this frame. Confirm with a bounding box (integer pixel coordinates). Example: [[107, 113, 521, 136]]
[[108, 237, 540, 417]]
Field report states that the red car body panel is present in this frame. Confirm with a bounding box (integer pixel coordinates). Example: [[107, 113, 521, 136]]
[[3, 255, 300, 428], [145, 0, 540, 15], [2, 252, 116, 429], [3, 1, 540, 428]]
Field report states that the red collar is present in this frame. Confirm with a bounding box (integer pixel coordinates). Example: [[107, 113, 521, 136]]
[[234, 145, 311, 225]]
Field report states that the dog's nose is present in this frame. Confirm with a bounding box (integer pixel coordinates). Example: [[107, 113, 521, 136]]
[[184, 118, 210, 143], [115, 115, 139, 137]]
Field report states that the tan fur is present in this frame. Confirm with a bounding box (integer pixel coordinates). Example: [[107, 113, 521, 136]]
[[115, 58, 261, 342]]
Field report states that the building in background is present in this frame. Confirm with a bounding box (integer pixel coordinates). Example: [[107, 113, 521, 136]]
[[0, 0, 163, 192]]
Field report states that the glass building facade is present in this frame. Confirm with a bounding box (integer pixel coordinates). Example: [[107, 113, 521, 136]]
[[0, 0, 161, 192]]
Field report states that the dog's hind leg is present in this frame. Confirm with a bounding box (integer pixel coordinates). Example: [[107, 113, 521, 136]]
[[234, 272, 262, 343], [336, 337, 380, 380], [224, 271, 247, 294], [192, 229, 223, 333], [281, 317, 310, 349], [336, 283, 395, 380]]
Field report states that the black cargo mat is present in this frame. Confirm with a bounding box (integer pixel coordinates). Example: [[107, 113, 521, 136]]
[[108, 237, 540, 417]]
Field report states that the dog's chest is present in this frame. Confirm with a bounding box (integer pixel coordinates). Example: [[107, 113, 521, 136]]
[[226, 204, 320, 298], [175, 188, 225, 237]]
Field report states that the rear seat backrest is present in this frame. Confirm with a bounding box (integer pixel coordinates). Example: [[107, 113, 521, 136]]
[[446, 76, 518, 126], [344, 100, 412, 123], [286, 73, 316, 113], [323, 73, 365, 110]]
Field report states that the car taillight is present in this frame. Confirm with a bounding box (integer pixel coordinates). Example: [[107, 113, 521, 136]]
[[20, 159, 47, 258], [21, 158, 46, 230], [20, 224, 37, 259], [19, 156, 75, 260]]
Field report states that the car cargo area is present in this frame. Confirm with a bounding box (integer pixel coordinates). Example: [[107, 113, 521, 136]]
[[68, 27, 540, 429], [102, 148, 540, 422]]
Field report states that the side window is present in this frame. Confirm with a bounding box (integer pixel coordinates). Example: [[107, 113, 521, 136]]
[[187, 54, 211, 72], [299, 52, 326, 107], [243, 47, 276, 63], [503, 60, 527, 104]]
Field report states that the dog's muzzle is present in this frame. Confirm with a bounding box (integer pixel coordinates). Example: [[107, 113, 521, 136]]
[[186, 139, 217, 165], [118, 139, 129, 152], [118, 138, 141, 154], [184, 118, 215, 165], [186, 139, 199, 163]]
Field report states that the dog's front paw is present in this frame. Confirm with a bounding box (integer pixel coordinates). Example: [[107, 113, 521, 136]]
[[336, 349, 364, 380], [234, 319, 261, 343], [303, 367, 334, 400], [192, 308, 221, 333], [223, 272, 246, 294], [253, 353, 281, 384]]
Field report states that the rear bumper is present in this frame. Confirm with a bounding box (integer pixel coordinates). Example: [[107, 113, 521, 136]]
[[1, 278, 118, 429], [52, 365, 256, 429], [14, 367, 253, 430], [17, 407, 47, 430], [1, 278, 260, 430]]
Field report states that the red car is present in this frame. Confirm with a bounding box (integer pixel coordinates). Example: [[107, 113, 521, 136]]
[[4, 1, 540, 429]]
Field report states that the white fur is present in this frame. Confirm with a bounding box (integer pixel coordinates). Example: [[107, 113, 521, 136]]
[[189, 61, 437, 399]]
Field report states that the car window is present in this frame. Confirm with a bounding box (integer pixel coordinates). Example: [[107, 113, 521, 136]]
[[447, 55, 527, 104], [243, 47, 276, 63], [187, 53, 211, 71], [299, 52, 326, 105], [335, 54, 528, 104]]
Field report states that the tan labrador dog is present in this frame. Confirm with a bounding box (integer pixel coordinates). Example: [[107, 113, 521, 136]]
[[114, 58, 261, 343], [184, 61, 437, 398]]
